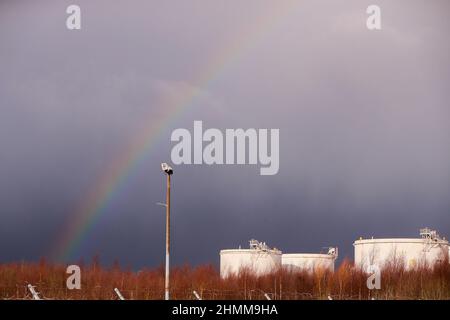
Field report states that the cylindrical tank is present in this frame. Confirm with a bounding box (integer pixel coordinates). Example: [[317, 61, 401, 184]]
[[354, 228, 449, 270], [282, 247, 338, 273], [220, 240, 282, 278]]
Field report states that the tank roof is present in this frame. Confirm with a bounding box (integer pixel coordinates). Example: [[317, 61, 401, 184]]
[[353, 238, 449, 245], [282, 253, 335, 258], [220, 248, 282, 254]]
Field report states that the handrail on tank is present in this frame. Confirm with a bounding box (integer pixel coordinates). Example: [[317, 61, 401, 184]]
[[420, 228, 441, 241], [249, 239, 281, 253]]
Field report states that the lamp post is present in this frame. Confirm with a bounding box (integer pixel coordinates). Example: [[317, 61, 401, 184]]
[[161, 163, 173, 300]]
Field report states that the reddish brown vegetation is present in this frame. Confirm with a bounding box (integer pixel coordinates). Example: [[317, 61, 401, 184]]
[[0, 258, 449, 300]]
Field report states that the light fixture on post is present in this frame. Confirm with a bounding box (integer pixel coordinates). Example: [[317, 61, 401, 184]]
[[160, 162, 173, 300]]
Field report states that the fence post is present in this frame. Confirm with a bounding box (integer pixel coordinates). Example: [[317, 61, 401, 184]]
[[193, 290, 202, 300], [114, 288, 125, 300], [27, 284, 41, 300]]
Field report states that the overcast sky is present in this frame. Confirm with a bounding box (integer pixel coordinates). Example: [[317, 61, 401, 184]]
[[0, 0, 449, 269]]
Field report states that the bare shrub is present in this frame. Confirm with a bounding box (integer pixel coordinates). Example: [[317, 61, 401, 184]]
[[0, 256, 449, 300]]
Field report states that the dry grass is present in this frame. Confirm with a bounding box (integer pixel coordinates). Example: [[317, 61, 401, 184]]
[[0, 258, 449, 300]]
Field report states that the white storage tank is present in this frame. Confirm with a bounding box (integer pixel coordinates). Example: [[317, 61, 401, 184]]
[[220, 239, 282, 278], [354, 228, 449, 270], [282, 247, 338, 273]]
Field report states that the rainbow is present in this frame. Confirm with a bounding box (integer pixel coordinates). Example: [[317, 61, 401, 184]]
[[52, 1, 299, 262]]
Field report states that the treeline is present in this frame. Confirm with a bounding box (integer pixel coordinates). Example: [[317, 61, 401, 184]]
[[0, 258, 449, 300]]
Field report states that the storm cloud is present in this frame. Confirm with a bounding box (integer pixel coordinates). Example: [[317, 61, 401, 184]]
[[0, 0, 449, 268]]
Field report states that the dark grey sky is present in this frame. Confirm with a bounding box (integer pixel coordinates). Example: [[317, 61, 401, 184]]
[[1, 0, 449, 269]]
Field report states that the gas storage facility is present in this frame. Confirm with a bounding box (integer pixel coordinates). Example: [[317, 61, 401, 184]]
[[282, 247, 338, 273], [220, 228, 449, 278], [220, 239, 282, 278], [220, 239, 338, 278], [354, 228, 449, 270]]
